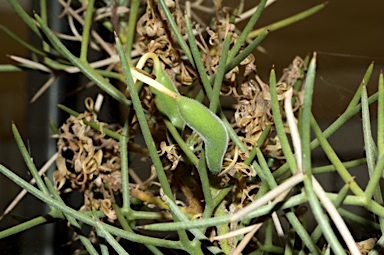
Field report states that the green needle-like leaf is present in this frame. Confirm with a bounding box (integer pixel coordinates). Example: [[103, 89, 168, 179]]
[[12, 124, 50, 196], [0, 164, 183, 249], [248, 3, 326, 39], [301, 53, 317, 175], [34, 14, 131, 107], [378, 72, 384, 155], [346, 62, 374, 110]]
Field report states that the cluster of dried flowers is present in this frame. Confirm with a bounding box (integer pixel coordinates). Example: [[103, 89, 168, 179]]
[[136, 0, 195, 85], [54, 98, 122, 220]]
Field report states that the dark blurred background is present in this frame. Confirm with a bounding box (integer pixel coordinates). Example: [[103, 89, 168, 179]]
[[0, 0, 383, 253]]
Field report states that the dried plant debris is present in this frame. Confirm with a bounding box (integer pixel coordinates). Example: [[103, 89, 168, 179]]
[[54, 98, 123, 220], [232, 57, 305, 160], [136, 0, 195, 85]]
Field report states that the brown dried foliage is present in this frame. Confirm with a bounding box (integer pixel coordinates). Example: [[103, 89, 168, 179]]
[[54, 98, 122, 220]]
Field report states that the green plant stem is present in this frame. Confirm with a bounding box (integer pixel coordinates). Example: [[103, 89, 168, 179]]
[[125, 0, 141, 62], [291, 55, 308, 107], [95, 69, 124, 81], [210, 32, 231, 114], [12, 124, 50, 196], [220, 30, 269, 80], [364, 155, 384, 231], [44, 177, 98, 255], [265, 218, 273, 248], [164, 119, 198, 166], [164, 196, 223, 255], [361, 86, 383, 222], [196, 150, 214, 221], [0, 25, 50, 58], [227, 0, 268, 62], [310, 181, 350, 243], [114, 206, 164, 255], [310, 158, 367, 174], [243, 123, 272, 165], [80, 0, 95, 62], [214, 200, 231, 254], [256, 148, 277, 189], [269, 68, 297, 174], [0, 209, 63, 239], [7, 0, 40, 36], [184, 16, 211, 97], [250, 244, 285, 254], [126, 210, 172, 221], [100, 242, 109, 255], [284, 210, 321, 255], [378, 72, 384, 155], [57, 104, 122, 140], [0, 164, 183, 249], [213, 184, 232, 207], [49, 119, 58, 134], [303, 176, 346, 254], [338, 208, 380, 230], [361, 85, 378, 176], [310, 116, 364, 196], [248, 3, 326, 39], [301, 53, 316, 174], [346, 62, 374, 110], [115, 33, 191, 249], [116, 36, 171, 197], [39, 0, 49, 53], [253, 181, 270, 201], [34, 14, 131, 107], [284, 227, 296, 255], [0, 64, 23, 71], [284, 53, 343, 254], [121, 121, 130, 210], [93, 209, 129, 255], [143, 191, 384, 231]]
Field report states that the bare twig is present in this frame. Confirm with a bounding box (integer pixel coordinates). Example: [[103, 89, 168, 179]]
[[212, 223, 263, 242], [236, 0, 277, 23], [231, 224, 262, 255], [30, 75, 56, 103], [271, 206, 286, 247], [9, 55, 51, 72]]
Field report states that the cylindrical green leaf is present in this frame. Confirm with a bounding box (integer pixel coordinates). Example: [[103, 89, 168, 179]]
[[175, 96, 228, 174], [152, 62, 185, 132]]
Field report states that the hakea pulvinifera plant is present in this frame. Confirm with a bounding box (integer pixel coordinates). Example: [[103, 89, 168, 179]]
[[3, 1, 382, 255]]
